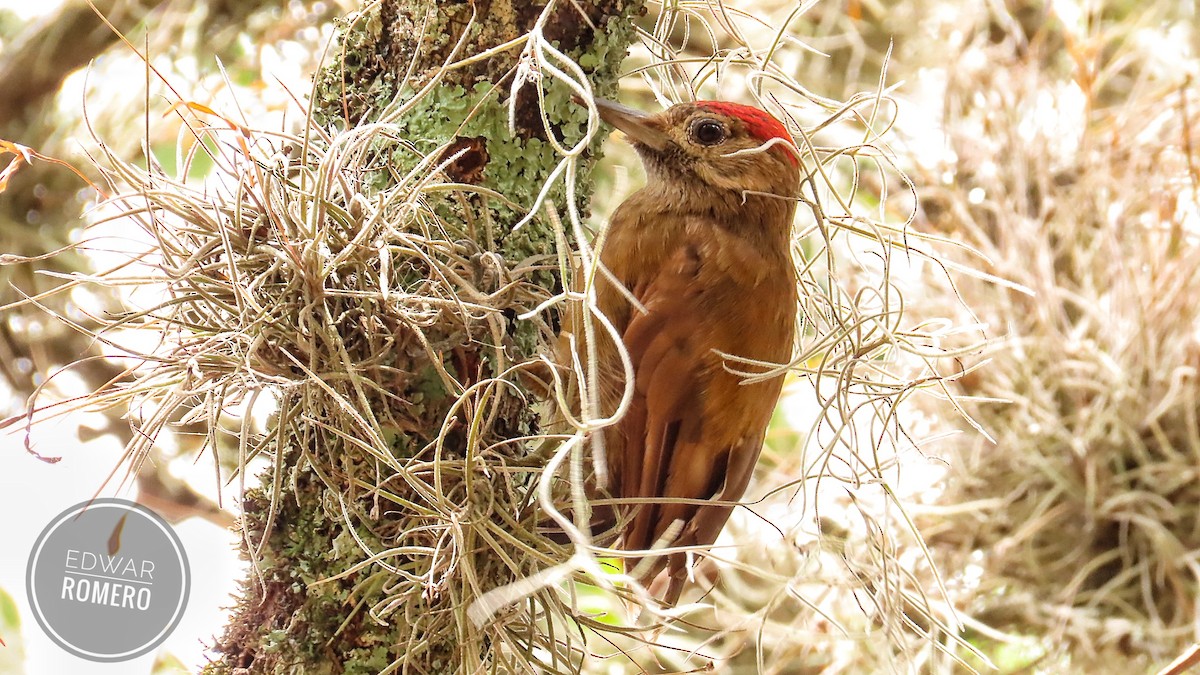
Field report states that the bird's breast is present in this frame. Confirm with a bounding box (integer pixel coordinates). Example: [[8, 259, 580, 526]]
[[597, 211, 796, 405]]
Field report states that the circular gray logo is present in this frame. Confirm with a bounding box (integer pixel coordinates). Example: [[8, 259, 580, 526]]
[[26, 498, 191, 662]]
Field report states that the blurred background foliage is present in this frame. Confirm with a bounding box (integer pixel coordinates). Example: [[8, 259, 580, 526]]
[[2, 0, 1200, 672], [0, 0, 354, 526]]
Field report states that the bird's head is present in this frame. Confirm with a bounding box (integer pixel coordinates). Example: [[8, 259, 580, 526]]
[[591, 98, 801, 199]]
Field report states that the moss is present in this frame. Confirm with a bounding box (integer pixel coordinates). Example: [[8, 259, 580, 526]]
[[209, 1, 643, 673]]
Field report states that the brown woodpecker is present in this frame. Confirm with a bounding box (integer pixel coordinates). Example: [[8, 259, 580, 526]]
[[585, 97, 800, 604]]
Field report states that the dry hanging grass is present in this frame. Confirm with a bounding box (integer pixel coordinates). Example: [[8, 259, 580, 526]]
[[908, 1, 1200, 670], [0, 0, 989, 671]]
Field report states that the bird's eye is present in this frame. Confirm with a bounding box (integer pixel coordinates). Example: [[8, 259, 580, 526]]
[[689, 119, 728, 146]]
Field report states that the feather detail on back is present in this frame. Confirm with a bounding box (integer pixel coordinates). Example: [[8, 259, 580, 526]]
[[596, 208, 795, 604]]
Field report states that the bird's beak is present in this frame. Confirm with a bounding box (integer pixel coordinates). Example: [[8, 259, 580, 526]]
[[588, 97, 672, 152]]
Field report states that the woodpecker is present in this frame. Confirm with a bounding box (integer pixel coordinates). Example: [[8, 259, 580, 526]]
[[585, 97, 800, 604]]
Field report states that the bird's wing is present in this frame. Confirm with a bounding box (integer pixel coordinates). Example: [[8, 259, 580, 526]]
[[614, 240, 745, 573]]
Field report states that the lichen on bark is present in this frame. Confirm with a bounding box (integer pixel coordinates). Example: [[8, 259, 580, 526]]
[[204, 0, 642, 672]]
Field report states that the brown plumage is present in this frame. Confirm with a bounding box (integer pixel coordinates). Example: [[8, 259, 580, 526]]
[[584, 97, 800, 604]]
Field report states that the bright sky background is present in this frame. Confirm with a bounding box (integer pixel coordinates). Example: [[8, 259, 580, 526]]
[[0, 0, 62, 20]]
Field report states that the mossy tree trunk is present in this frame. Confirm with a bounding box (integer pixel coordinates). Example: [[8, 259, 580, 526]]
[[206, 0, 641, 672]]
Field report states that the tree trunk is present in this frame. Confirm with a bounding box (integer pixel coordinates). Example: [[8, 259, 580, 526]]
[[206, 0, 641, 672]]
